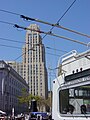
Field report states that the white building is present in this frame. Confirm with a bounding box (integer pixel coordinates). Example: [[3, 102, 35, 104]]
[[52, 50, 90, 120]]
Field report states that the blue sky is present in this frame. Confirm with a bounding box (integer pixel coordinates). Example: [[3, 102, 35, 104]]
[[0, 0, 90, 88]]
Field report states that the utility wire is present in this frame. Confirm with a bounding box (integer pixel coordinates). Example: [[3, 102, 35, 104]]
[[14, 49, 60, 61], [0, 2, 80, 64], [46, 52, 60, 57], [45, 0, 77, 71], [46, 46, 67, 53], [0, 37, 26, 44], [0, 2, 77, 38], [20, 15, 90, 38], [0, 43, 21, 49], [0, 20, 15, 26], [0, 37, 68, 53], [0, 20, 88, 46], [0, 0, 76, 20], [14, 48, 34, 61], [38, 0, 77, 38], [1, 2, 90, 39], [21, 0, 76, 39], [56, 0, 77, 23], [0, 43, 60, 60], [0, 9, 20, 16], [15, 51, 60, 61], [14, 24, 88, 46], [3, 15, 90, 39]]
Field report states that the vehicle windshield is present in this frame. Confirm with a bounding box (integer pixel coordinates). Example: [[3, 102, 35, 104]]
[[59, 84, 90, 115]]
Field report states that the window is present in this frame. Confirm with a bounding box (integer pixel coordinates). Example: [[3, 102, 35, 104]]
[[41, 93, 42, 96], [59, 84, 90, 115]]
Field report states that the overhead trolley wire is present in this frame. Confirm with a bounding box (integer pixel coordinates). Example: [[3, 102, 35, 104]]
[[1, 2, 90, 39], [56, 0, 77, 23], [44, 0, 77, 73], [0, 43, 21, 49], [0, 20, 15, 26], [14, 24, 88, 46], [22, 0, 77, 39], [0, 0, 76, 19], [14, 48, 34, 61], [46, 46, 67, 53], [20, 15, 90, 38], [0, 37, 26, 44], [0, 9, 20, 16], [46, 52, 60, 57], [0, 43, 60, 60], [0, 19, 88, 46], [0, 36, 68, 53], [0, 37, 61, 60], [42, 0, 77, 38], [14, 48, 60, 61]]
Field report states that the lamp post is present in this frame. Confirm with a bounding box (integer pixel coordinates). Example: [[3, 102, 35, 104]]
[[48, 67, 52, 113], [48, 66, 60, 112]]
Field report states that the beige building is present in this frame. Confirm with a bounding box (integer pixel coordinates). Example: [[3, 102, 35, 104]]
[[22, 24, 48, 99], [7, 24, 48, 100], [6, 61, 23, 78]]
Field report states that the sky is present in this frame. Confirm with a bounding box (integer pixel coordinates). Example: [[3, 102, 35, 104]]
[[0, 0, 90, 89]]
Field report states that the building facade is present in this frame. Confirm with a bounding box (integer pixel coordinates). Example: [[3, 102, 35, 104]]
[[6, 61, 23, 78], [0, 60, 29, 114], [22, 24, 48, 99], [6, 24, 48, 104]]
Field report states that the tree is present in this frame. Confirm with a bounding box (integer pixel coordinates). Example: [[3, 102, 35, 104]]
[[18, 90, 48, 112], [18, 88, 29, 104], [34, 95, 45, 111]]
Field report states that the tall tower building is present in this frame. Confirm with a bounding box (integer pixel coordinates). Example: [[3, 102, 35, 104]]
[[22, 24, 48, 99]]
